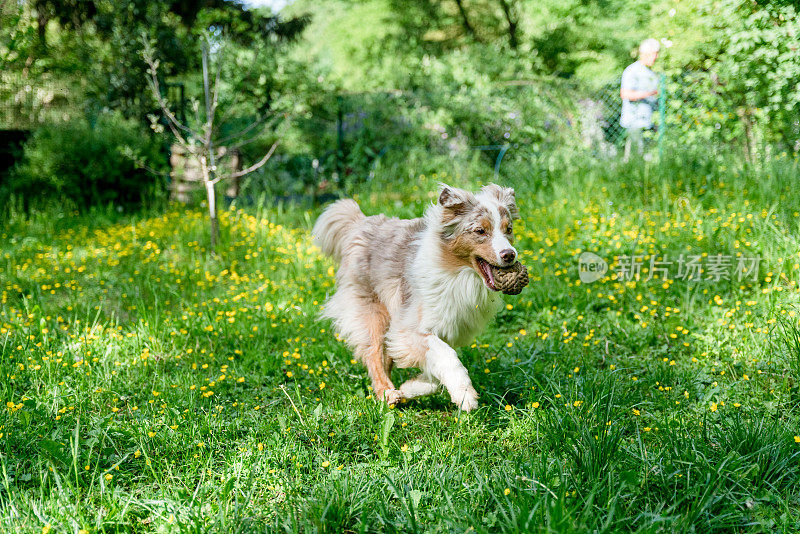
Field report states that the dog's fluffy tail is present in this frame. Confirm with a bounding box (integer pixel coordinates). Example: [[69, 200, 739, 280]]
[[312, 199, 365, 262]]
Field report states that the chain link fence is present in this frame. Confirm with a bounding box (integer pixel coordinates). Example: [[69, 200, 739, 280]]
[[310, 74, 798, 174], [245, 74, 767, 196]]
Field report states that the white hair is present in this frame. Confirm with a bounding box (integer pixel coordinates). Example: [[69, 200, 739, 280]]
[[639, 38, 661, 54]]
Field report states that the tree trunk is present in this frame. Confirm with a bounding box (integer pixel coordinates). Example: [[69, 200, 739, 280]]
[[498, 0, 519, 50], [202, 44, 219, 252], [453, 0, 477, 40], [199, 153, 219, 252], [205, 176, 219, 252], [37, 9, 47, 50]]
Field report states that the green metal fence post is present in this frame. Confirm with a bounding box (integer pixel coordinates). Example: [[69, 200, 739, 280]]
[[494, 144, 511, 179], [658, 74, 666, 160]]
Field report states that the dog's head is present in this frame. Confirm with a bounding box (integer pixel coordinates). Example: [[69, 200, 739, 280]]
[[437, 183, 519, 291]]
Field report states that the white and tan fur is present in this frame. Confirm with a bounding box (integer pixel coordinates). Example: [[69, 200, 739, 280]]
[[313, 184, 519, 411]]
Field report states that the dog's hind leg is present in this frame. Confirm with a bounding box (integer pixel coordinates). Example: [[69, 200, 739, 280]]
[[353, 301, 401, 405], [386, 330, 441, 399], [324, 289, 399, 404], [399, 374, 440, 399]]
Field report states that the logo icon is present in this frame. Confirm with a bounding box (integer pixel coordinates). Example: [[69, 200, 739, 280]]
[[578, 252, 608, 283]]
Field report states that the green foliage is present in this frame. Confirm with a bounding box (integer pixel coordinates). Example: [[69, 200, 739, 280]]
[[0, 2, 37, 69], [654, 0, 800, 153], [4, 0, 309, 121], [3, 112, 166, 211], [289, 0, 651, 89]]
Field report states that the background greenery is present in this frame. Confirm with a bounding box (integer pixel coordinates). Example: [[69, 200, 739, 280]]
[[2, 0, 798, 208]]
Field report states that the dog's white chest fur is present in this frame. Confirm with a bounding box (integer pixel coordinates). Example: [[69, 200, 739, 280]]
[[414, 262, 502, 348]]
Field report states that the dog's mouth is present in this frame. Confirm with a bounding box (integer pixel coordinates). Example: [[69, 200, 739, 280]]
[[474, 257, 500, 291]]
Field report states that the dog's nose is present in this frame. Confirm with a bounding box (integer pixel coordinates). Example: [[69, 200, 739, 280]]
[[500, 249, 516, 264]]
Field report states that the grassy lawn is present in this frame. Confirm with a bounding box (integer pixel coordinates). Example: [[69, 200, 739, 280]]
[[2, 155, 800, 532]]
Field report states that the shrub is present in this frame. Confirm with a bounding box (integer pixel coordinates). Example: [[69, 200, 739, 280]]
[[3, 112, 166, 211]]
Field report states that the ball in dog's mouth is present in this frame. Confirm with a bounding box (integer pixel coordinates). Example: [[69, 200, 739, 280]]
[[492, 261, 529, 295], [475, 258, 529, 295]]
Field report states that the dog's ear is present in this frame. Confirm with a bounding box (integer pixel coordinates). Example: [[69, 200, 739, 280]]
[[482, 183, 518, 220], [438, 185, 474, 215]]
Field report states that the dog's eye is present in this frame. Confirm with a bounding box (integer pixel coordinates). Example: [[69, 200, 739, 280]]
[[506, 225, 513, 234], [474, 228, 486, 235]]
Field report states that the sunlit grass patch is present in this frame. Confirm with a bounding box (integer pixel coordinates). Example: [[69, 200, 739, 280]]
[[2, 157, 800, 531]]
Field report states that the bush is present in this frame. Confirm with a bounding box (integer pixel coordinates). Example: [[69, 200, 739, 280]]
[[3, 112, 166, 211]]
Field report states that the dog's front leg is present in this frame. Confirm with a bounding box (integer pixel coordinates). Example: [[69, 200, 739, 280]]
[[424, 336, 479, 412]]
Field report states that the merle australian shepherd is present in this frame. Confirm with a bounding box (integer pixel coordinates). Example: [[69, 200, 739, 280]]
[[313, 184, 519, 411]]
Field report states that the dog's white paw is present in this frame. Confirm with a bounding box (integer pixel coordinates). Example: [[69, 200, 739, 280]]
[[450, 385, 479, 412]]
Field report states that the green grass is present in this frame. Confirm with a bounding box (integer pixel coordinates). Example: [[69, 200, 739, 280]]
[[2, 152, 800, 532]]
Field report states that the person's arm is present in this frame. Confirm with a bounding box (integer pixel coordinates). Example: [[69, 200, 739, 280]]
[[620, 87, 658, 101]]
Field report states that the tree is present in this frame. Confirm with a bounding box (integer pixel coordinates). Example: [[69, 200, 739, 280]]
[[143, 37, 283, 252], [21, 0, 309, 120], [497, 0, 519, 50]]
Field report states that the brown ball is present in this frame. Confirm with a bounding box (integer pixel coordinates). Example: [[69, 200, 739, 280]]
[[492, 261, 529, 295]]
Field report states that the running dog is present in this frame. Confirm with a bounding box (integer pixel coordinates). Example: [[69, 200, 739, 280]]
[[312, 184, 519, 411]]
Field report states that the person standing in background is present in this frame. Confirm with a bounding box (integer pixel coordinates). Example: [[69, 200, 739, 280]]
[[620, 38, 661, 161]]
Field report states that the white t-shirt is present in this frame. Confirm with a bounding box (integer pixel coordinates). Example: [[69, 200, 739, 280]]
[[620, 61, 659, 129]]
